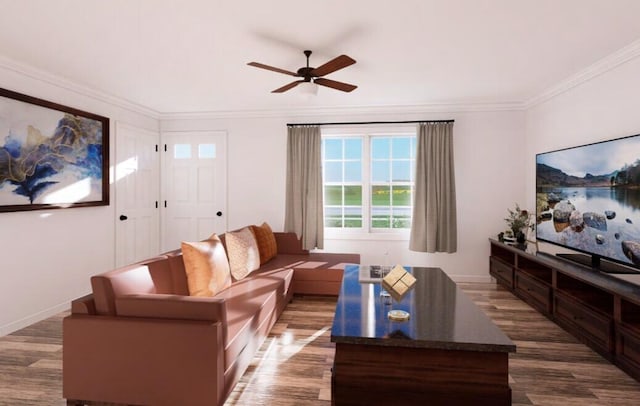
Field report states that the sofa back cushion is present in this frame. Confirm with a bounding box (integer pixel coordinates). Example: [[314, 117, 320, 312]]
[[165, 250, 190, 295], [145, 253, 176, 294], [91, 259, 160, 316], [272, 232, 309, 255]]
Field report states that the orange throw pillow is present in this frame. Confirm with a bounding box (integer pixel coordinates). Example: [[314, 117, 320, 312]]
[[251, 222, 278, 264], [181, 234, 232, 297]]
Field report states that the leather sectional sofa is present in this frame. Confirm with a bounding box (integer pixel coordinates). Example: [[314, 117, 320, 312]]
[[63, 229, 359, 406]]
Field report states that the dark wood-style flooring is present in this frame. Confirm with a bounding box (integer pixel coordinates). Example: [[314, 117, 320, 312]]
[[1, 283, 640, 405]]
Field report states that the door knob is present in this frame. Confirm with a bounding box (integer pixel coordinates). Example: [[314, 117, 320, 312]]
[[119, 215, 128, 221], [216, 211, 223, 217]]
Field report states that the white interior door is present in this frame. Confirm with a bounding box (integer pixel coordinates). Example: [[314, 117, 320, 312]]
[[162, 131, 227, 251], [115, 123, 161, 266]]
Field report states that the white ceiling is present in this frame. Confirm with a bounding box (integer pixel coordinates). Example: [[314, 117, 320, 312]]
[[1, 0, 640, 115]]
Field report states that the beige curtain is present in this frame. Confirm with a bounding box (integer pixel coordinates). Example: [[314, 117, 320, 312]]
[[284, 125, 324, 250], [409, 122, 457, 253]]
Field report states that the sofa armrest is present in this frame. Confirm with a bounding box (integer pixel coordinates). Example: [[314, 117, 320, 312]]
[[115, 294, 227, 325], [274, 232, 309, 255], [71, 293, 97, 315], [63, 314, 224, 406]]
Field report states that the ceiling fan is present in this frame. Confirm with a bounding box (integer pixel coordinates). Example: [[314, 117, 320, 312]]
[[248, 50, 357, 93]]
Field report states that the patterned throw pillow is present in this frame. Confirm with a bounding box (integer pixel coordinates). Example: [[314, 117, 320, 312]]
[[250, 222, 278, 264], [181, 234, 232, 297], [226, 227, 260, 280]]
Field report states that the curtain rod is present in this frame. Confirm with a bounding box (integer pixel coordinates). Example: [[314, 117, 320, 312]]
[[286, 119, 454, 127]]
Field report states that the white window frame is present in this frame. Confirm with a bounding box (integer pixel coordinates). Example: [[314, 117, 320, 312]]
[[322, 125, 416, 241]]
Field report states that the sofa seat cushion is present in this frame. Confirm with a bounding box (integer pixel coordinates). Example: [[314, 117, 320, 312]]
[[257, 252, 358, 273], [255, 254, 312, 272], [215, 269, 293, 371], [250, 268, 294, 301]]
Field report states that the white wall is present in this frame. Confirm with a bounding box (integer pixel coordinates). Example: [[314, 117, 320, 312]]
[[0, 69, 529, 335], [162, 108, 526, 282], [0, 65, 158, 335], [525, 56, 640, 256]]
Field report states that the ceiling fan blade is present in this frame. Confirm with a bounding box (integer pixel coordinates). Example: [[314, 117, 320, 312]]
[[248, 62, 298, 76], [314, 78, 357, 92], [272, 80, 305, 93], [310, 55, 356, 77]]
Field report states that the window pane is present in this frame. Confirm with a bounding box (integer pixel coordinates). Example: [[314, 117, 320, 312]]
[[372, 185, 390, 206], [324, 138, 342, 159], [344, 185, 362, 205], [325, 217, 343, 228], [392, 137, 411, 159], [344, 161, 361, 182], [325, 206, 343, 228], [344, 207, 362, 228], [325, 186, 343, 205], [392, 161, 411, 182], [325, 162, 343, 182], [372, 207, 390, 229], [344, 138, 362, 159], [371, 160, 389, 182], [392, 207, 412, 229], [198, 144, 216, 159], [392, 217, 411, 229], [371, 138, 390, 159], [174, 144, 191, 159], [392, 185, 412, 206], [345, 218, 362, 228], [325, 206, 342, 216]]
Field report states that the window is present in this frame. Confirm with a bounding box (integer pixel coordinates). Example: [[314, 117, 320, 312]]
[[322, 130, 416, 234], [198, 143, 216, 159], [323, 137, 363, 228], [174, 144, 191, 159]]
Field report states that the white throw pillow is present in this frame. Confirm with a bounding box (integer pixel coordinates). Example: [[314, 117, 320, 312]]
[[226, 227, 260, 280]]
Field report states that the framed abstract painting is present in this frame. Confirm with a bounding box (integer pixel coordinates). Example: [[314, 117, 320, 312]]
[[0, 88, 109, 212]]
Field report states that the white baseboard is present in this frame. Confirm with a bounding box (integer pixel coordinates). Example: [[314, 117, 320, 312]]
[[0, 301, 70, 337]]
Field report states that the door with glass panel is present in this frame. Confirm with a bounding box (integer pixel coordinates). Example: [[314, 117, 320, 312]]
[[161, 131, 227, 251]]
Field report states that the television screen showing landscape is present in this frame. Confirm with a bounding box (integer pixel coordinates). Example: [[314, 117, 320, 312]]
[[536, 134, 640, 268]]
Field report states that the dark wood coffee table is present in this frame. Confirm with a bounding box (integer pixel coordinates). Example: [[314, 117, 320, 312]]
[[330, 265, 516, 406]]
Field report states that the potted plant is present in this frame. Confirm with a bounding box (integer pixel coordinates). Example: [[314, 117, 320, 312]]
[[504, 203, 534, 244]]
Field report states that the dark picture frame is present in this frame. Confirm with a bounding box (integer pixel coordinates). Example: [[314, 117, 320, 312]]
[[0, 88, 109, 212]]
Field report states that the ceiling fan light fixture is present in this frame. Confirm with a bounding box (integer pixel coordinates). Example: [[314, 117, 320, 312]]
[[299, 81, 318, 97]]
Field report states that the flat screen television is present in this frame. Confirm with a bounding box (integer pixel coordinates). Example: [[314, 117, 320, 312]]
[[536, 133, 640, 274]]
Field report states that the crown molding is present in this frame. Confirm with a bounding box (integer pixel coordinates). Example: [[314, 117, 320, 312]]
[[0, 55, 160, 120], [0, 53, 525, 121], [0, 55, 524, 121], [525, 38, 640, 109], [159, 100, 526, 121], [13, 37, 638, 122]]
